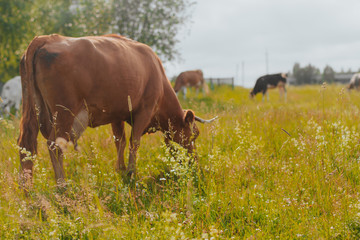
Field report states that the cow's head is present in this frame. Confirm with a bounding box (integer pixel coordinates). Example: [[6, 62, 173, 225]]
[[348, 83, 354, 90], [165, 110, 217, 156], [249, 91, 255, 98], [166, 110, 199, 155]]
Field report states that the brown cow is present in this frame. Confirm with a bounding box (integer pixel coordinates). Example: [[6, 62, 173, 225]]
[[18, 34, 216, 186], [173, 70, 209, 99]]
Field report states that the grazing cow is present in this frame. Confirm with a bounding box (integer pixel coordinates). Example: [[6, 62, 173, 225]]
[[173, 70, 209, 99], [348, 73, 360, 91], [18, 34, 217, 186], [0, 76, 22, 116], [250, 73, 287, 101]]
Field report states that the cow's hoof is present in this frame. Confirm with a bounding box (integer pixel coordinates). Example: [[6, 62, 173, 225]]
[[121, 169, 136, 184], [116, 166, 127, 173], [56, 178, 68, 193], [127, 170, 134, 177]]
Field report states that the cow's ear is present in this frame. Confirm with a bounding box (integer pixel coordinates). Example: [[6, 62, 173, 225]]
[[184, 110, 195, 125]]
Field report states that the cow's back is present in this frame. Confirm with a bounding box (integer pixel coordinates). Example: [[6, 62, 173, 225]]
[[33, 34, 166, 126], [174, 70, 203, 91], [265, 73, 286, 86], [187, 70, 204, 86]]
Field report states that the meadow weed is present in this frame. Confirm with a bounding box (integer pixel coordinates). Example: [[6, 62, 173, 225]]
[[1, 84, 360, 238]]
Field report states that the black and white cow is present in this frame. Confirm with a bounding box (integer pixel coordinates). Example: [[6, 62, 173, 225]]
[[348, 73, 360, 91], [250, 73, 287, 101]]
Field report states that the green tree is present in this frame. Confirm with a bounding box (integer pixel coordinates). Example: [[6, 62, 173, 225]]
[[30, 0, 74, 35], [0, 0, 34, 81], [111, 0, 194, 62], [32, 0, 195, 61], [0, 0, 194, 82], [0, 0, 76, 81], [71, 0, 112, 36], [30, 0, 112, 37], [292, 63, 320, 85], [322, 65, 335, 83]]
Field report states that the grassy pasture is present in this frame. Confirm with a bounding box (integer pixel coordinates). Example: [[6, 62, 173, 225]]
[[2, 84, 360, 239]]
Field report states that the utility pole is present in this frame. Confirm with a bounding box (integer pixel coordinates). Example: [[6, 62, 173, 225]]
[[235, 63, 239, 86]]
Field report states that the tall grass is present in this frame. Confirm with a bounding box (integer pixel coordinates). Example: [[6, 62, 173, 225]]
[[1, 84, 360, 239]]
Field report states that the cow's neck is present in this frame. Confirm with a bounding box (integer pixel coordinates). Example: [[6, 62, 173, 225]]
[[154, 84, 185, 133], [144, 82, 185, 136]]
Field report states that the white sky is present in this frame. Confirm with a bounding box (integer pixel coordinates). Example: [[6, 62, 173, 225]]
[[163, 0, 360, 88]]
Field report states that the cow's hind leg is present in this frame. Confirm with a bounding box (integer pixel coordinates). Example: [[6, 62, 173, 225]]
[[18, 106, 39, 188], [111, 121, 127, 172], [47, 110, 80, 185], [278, 86, 287, 101]]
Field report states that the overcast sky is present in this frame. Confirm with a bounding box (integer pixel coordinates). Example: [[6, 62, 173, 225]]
[[163, 0, 360, 88]]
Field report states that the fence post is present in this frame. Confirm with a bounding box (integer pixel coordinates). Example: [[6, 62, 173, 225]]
[[204, 77, 235, 90], [210, 78, 214, 90]]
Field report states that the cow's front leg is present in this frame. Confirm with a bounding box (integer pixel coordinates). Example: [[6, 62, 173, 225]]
[[182, 87, 187, 100], [47, 137, 66, 185], [111, 121, 127, 172], [127, 133, 140, 177], [127, 107, 154, 177], [15, 100, 21, 117]]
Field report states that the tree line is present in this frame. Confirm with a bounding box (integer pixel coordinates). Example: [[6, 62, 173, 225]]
[[0, 0, 194, 82], [292, 62, 360, 85]]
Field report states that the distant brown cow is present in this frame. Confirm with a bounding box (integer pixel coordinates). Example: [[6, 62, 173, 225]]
[[173, 70, 209, 99], [18, 34, 216, 186]]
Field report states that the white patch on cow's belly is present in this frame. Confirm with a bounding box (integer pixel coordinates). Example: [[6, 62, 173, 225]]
[[277, 81, 285, 87], [267, 84, 276, 89], [72, 109, 89, 139]]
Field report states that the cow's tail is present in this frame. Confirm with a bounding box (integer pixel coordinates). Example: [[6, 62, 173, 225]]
[[18, 36, 47, 182], [173, 74, 183, 93]]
